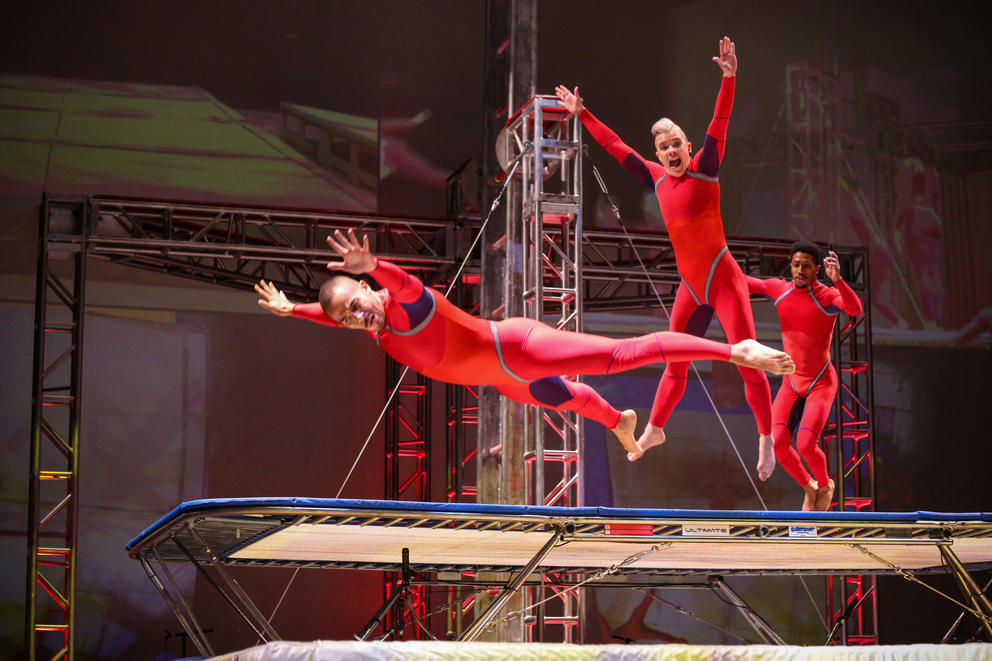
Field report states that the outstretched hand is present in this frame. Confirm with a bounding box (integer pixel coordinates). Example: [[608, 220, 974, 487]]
[[255, 280, 294, 317], [555, 85, 584, 115], [712, 36, 737, 77], [823, 250, 841, 282], [326, 228, 377, 274]]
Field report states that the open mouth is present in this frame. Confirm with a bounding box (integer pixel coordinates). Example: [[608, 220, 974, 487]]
[[669, 157, 682, 170]]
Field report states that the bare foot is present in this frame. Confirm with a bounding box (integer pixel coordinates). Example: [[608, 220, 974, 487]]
[[730, 339, 796, 375], [801, 479, 819, 511], [756, 433, 776, 481], [610, 410, 641, 459], [628, 424, 666, 462], [814, 478, 835, 511]]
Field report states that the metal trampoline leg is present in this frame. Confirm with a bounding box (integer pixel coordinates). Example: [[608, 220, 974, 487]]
[[359, 548, 412, 640], [943, 574, 992, 642], [172, 534, 271, 643], [139, 554, 215, 657], [185, 523, 282, 642], [708, 576, 786, 645], [460, 526, 565, 642], [938, 545, 992, 639]]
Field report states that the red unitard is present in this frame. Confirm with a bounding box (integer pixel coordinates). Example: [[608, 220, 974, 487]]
[[292, 259, 739, 429], [746, 275, 863, 486], [578, 76, 773, 434]]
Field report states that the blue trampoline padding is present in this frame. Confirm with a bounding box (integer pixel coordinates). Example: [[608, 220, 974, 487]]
[[125, 497, 992, 552]]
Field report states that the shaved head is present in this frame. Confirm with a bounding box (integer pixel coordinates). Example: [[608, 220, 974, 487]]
[[318, 274, 386, 331], [319, 274, 360, 317]]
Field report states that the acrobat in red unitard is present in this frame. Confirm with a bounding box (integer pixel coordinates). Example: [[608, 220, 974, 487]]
[[255, 229, 795, 457], [746, 244, 863, 510], [556, 36, 776, 478]]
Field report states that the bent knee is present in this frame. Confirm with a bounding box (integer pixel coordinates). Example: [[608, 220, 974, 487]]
[[772, 422, 792, 447], [795, 427, 822, 452]]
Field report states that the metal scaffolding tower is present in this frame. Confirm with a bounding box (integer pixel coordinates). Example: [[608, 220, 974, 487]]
[[500, 95, 585, 510], [785, 63, 844, 243], [502, 94, 585, 641], [823, 246, 878, 644], [382, 359, 433, 638], [27, 196, 89, 661]]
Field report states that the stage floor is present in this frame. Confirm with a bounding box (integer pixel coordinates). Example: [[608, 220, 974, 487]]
[[205, 640, 992, 661]]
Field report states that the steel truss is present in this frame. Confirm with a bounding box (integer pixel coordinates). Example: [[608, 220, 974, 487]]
[[498, 94, 585, 641], [385, 360, 432, 503], [82, 197, 457, 295], [27, 197, 88, 660], [503, 95, 585, 510], [382, 360, 433, 638], [785, 63, 850, 244], [823, 248, 878, 644]]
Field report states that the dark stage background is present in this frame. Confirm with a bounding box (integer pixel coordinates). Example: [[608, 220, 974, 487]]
[[1, 1, 990, 657]]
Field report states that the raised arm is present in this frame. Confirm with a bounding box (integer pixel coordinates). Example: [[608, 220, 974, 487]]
[[695, 37, 737, 177], [823, 251, 863, 317], [712, 35, 738, 78], [555, 84, 662, 189], [326, 228, 425, 304]]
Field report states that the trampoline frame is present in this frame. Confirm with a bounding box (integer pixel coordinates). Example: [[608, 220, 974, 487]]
[[127, 499, 992, 654]]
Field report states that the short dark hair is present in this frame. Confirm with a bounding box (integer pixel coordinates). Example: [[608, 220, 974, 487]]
[[318, 273, 360, 317], [789, 241, 821, 266]]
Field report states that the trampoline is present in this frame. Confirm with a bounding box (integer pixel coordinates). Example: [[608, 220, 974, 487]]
[[127, 497, 992, 654]]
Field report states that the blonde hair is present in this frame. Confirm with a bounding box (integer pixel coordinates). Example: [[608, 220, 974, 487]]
[[650, 117, 683, 138]]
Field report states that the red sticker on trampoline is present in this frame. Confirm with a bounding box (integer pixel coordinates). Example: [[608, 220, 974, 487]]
[[604, 523, 654, 536]]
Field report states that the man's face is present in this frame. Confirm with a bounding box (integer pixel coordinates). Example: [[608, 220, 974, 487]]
[[790, 252, 820, 289], [327, 280, 386, 331], [654, 127, 692, 177]]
